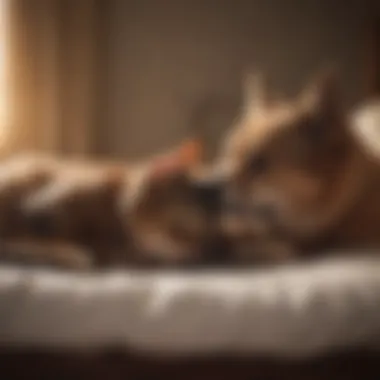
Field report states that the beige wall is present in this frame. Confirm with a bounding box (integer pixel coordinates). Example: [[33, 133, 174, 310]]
[[96, 0, 376, 160]]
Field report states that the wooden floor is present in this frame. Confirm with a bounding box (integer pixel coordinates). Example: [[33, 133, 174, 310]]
[[0, 348, 379, 380]]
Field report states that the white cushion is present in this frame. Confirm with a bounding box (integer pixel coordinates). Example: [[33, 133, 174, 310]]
[[0, 255, 379, 358]]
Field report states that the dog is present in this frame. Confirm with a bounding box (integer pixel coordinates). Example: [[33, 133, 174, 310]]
[[209, 68, 380, 262], [0, 139, 225, 269]]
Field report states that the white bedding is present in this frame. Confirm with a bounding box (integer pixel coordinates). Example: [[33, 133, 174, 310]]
[[0, 256, 380, 358]]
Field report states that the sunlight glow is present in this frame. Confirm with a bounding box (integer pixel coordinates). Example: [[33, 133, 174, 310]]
[[0, 0, 9, 146]]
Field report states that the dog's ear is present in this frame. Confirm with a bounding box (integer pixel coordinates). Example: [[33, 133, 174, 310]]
[[148, 138, 204, 182], [299, 67, 345, 143], [301, 66, 342, 117], [242, 71, 270, 117]]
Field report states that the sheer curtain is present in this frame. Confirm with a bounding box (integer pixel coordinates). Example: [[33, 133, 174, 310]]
[[1, 0, 103, 157], [0, 0, 12, 155]]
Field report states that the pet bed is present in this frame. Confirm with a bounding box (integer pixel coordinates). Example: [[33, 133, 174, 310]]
[[0, 255, 380, 379]]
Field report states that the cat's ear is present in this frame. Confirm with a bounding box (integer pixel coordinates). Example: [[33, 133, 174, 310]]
[[177, 138, 204, 167], [148, 138, 204, 181]]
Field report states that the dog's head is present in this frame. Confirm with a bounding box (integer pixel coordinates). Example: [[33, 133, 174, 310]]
[[125, 139, 225, 266], [215, 69, 359, 242]]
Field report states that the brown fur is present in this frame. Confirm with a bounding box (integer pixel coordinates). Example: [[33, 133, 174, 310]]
[[0, 140, 223, 269], [216, 69, 380, 261]]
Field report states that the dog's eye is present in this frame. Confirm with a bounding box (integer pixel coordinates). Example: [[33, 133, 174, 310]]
[[248, 155, 268, 174]]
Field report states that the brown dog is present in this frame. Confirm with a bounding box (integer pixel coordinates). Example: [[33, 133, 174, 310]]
[[212, 69, 380, 262], [0, 140, 224, 269]]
